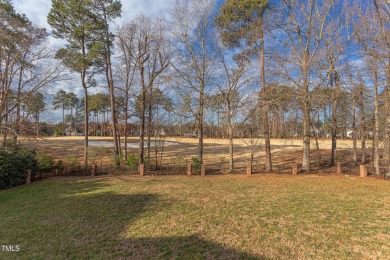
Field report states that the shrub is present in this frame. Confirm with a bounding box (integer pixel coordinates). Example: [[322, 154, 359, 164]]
[[126, 153, 139, 172], [53, 122, 64, 137], [0, 140, 37, 190], [140, 155, 151, 170], [191, 157, 201, 175], [36, 153, 54, 172], [88, 146, 107, 166], [64, 155, 80, 171], [56, 160, 63, 168]]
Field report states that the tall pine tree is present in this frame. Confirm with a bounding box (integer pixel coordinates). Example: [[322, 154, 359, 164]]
[[48, 0, 102, 170], [216, 0, 272, 171]]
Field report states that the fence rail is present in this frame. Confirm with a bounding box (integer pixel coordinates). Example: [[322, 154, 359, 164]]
[[28, 160, 390, 184]]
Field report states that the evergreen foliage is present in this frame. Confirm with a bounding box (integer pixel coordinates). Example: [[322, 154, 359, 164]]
[[0, 140, 37, 189]]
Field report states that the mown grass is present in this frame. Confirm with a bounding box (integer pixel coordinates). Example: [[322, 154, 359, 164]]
[[1, 174, 390, 259]]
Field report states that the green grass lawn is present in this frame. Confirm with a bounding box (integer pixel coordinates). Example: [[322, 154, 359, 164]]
[[1, 174, 390, 259]]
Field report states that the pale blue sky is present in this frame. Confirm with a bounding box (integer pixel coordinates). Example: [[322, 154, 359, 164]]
[[12, 0, 172, 46], [12, 0, 171, 28]]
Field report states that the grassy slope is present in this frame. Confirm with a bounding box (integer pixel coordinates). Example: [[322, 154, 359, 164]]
[[1, 175, 390, 259]]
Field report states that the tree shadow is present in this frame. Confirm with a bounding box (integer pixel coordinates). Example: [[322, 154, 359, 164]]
[[122, 235, 264, 259], [1, 178, 264, 259]]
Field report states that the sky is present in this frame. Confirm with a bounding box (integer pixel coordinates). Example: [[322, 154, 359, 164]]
[[12, 0, 172, 46], [12, 0, 171, 28], [11, 0, 172, 123]]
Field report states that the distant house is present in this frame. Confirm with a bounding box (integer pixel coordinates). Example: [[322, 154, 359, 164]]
[[346, 129, 373, 139], [346, 130, 353, 139]]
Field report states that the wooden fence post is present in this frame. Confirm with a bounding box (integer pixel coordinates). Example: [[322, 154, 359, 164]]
[[187, 162, 192, 176], [336, 162, 342, 175], [246, 162, 252, 175], [25, 170, 31, 184], [292, 164, 298, 176], [139, 164, 144, 176], [360, 165, 367, 177], [201, 163, 206, 176]]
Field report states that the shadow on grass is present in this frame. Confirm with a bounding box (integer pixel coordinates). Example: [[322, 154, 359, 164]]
[[0, 178, 263, 259], [124, 235, 263, 259]]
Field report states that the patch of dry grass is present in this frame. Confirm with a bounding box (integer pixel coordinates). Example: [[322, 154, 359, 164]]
[[1, 175, 390, 259], [19, 136, 371, 172]]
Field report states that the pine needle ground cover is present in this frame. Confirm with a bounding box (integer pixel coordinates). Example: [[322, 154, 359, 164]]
[[1, 175, 390, 259]]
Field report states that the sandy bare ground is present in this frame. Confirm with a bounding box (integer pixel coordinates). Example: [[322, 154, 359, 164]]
[[19, 136, 373, 173]]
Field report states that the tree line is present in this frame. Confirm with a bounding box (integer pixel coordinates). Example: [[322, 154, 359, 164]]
[[1, 0, 390, 175]]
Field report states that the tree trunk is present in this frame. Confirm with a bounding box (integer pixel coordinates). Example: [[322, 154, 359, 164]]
[[62, 103, 65, 136], [314, 126, 322, 170], [259, 17, 272, 172], [301, 59, 311, 172], [2, 106, 8, 145], [147, 86, 152, 161], [385, 107, 390, 163], [36, 111, 39, 136], [14, 65, 24, 142], [386, 64, 390, 175], [227, 109, 234, 173], [372, 0, 390, 175], [331, 70, 339, 166], [103, 12, 120, 163], [82, 73, 89, 171], [249, 129, 255, 165], [124, 100, 128, 159], [302, 101, 311, 172], [374, 68, 380, 174], [352, 98, 357, 166], [139, 66, 146, 165], [70, 107, 73, 136], [229, 135, 234, 173], [359, 83, 366, 165], [198, 84, 204, 163]]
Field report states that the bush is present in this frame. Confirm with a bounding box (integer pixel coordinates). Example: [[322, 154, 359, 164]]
[[56, 160, 63, 168], [126, 153, 139, 172], [88, 146, 107, 166], [191, 157, 201, 175], [53, 122, 64, 136], [36, 153, 54, 172], [64, 155, 80, 171], [0, 140, 37, 190]]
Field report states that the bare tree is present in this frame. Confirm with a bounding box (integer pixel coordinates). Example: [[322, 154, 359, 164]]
[[357, 0, 390, 173], [215, 44, 254, 173], [347, 66, 369, 166], [370, 59, 381, 174], [116, 22, 137, 159], [125, 15, 170, 166], [272, 0, 332, 172], [1, 2, 67, 142], [322, 1, 358, 165], [216, 0, 273, 172], [170, 0, 217, 164], [357, 80, 367, 165]]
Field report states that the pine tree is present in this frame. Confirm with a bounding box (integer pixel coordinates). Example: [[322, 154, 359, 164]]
[[52, 90, 68, 136], [216, 0, 273, 171], [48, 0, 102, 170]]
